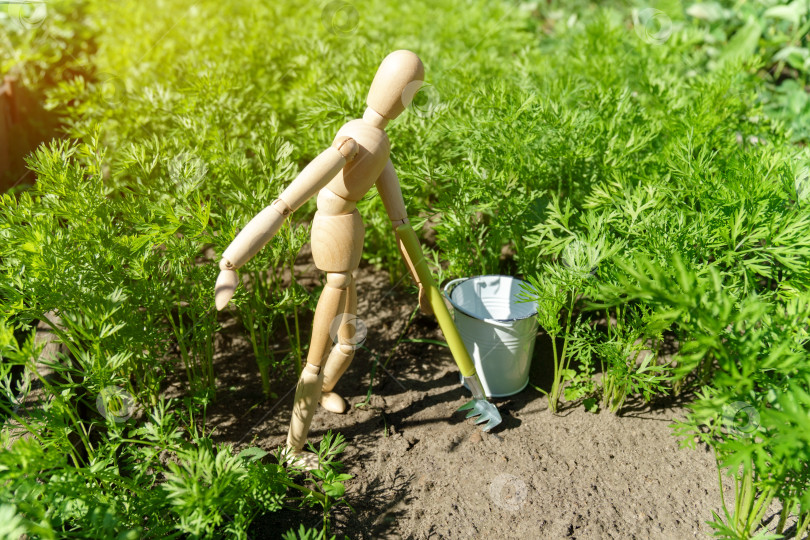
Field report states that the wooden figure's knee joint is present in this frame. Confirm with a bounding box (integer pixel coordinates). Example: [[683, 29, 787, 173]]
[[302, 362, 321, 375], [326, 272, 353, 289], [336, 342, 355, 355]]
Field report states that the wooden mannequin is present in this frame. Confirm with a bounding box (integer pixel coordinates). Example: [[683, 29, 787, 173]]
[[215, 50, 432, 468]]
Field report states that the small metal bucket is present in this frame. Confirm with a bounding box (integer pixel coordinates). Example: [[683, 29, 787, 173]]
[[444, 275, 538, 397]]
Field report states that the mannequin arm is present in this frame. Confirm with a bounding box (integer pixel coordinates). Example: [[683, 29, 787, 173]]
[[375, 160, 432, 314], [215, 136, 358, 310]]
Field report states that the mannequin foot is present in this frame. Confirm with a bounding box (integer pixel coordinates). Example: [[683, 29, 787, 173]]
[[283, 447, 320, 471], [319, 391, 347, 413]]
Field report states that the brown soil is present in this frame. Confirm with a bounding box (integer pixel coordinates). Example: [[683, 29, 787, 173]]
[[204, 259, 734, 539]]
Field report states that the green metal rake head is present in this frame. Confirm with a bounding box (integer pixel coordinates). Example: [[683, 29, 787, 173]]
[[458, 374, 502, 432]]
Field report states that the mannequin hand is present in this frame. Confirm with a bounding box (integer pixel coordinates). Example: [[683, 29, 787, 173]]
[[215, 259, 239, 310], [418, 284, 433, 315]]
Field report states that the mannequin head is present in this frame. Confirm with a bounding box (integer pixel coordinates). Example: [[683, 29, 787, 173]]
[[365, 50, 424, 122]]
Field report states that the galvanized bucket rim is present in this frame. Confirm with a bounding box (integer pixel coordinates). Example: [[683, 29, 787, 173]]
[[443, 274, 538, 324]]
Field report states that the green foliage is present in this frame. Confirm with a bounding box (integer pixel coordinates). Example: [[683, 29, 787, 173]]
[[0, 0, 96, 188], [510, 5, 809, 535], [683, 0, 810, 141], [2, 0, 809, 538], [0, 0, 535, 536], [614, 258, 810, 537]]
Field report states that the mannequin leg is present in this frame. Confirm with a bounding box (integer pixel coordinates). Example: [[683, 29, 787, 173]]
[[320, 276, 359, 413], [286, 272, 349, 466]]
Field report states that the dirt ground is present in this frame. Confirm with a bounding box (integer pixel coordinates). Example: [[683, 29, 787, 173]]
[[203, 258, 735, 539]]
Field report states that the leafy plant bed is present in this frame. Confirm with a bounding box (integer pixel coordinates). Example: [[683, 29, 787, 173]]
[[199, 260, 736, 539], [2, 0, 809, 536]]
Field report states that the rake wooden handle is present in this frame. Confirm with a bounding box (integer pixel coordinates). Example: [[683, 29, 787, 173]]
[[395, 224, 476, 377]]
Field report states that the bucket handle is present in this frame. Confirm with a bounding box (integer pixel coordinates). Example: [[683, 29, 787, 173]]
[[442, 277, 468, 313]]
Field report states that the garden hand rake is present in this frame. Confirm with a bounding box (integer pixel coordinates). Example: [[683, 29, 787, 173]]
[[396, 224, 503, 432]]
